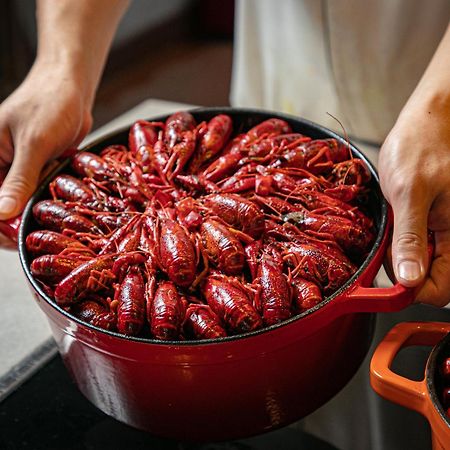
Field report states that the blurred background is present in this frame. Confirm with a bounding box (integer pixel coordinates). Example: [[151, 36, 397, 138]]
[[0, 0, 234, 128]]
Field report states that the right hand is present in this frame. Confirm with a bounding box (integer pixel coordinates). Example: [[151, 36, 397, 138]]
[[0, 61, 93, 246]]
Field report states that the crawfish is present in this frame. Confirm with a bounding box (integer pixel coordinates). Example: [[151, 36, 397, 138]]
[[292, 277, 322, 312], [246, 133, 310, 159], [32, 200, 98, 233], [116, 266, 146, 336], [150, 281, 185, 340], [54, 253, 117, 306], [31, 254, 90, 284], [256, 255, 292, 326], [200, 219, 245, 275], [71, 152, 116, 181], [300, 139, 350, 174], [293, 190, 374, 229], [204, 273, 262, 333], [50, 175, 97, 205], [183, 304, 227, 340], [164, 111, 196, 149], [281, 241, 356, 295], [128, 120, 162, 171], [26, 230, 93, 256], [72, 299, 117, 331], [324, 158, 371, 202], [164, 128, 197, 180], [283, 209, 373, 255], [188, 114, 233, 173], [202, 194, 265, 239], [156, 217, 197, 287], [243, 118, 292, 144], [201, 134, 247, 182]]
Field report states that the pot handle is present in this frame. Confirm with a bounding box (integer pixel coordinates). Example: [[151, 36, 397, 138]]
[[370, 321, 450, 416], [0, 147, 77, 244], [338, 231, 435, 314]]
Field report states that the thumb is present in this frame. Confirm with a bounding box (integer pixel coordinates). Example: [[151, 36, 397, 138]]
[[0, 153, 42, 220], [391, 195, 430, 287]]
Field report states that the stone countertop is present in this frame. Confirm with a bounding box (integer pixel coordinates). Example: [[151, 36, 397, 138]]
[[0, 99, 192, 401]]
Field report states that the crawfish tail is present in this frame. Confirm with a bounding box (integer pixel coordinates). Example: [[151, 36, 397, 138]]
[[184, 304, 227, 340], [116, 266, 146, 336], [204, 274, 262, 333], [150, 281, 185, 340]]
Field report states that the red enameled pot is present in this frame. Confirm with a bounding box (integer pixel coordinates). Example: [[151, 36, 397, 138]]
[[371, 322, 450, 450], [11, 108, 418, 441]]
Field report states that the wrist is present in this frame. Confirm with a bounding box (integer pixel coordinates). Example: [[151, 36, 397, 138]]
[[31, 56, 96, 109]]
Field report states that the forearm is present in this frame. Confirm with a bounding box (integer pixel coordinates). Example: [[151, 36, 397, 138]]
[[34, 0, 130, 107], [400, 23, 450, 116]]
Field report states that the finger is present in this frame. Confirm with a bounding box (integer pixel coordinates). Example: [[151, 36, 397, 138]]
[[391, 190, 430, 287], [414, 229, 450, 307], [0, 150, 43, 220]]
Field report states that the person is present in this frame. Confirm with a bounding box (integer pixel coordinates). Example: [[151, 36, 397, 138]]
[[0, 0, 449, 447]]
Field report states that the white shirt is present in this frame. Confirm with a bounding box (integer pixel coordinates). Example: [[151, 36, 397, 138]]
[[231, 0, 450, 144]]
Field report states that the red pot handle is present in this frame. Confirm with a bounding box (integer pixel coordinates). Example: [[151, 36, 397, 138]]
[[370, 321, 450, 416], [0, 147, 78, 244]]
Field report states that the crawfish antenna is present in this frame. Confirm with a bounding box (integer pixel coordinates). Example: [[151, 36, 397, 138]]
[[326, 112, 352, 159]]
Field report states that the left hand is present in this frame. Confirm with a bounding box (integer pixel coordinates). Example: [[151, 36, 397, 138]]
[[379, 98, 450, 307]]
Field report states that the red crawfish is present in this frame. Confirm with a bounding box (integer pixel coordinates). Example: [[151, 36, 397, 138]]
[[116, 266, 146, 336], [54, 253, 118, 306], [203, 273, 262, 333], [150, 281, 185, 340], [200, 219, 245, 275], [26, 230, 93, 256], [246, 133, 311, 159], [188, 114, 233, 173], [72, 299, 117, 331], [202, 194, 265, 239], [282, 209, 373, 255], [71, 152, 116, 181], [201, 134, 247, 182], [183, 304, 227, 340], [128, 120, 163, 171], [293, 190, 373, 230], [281, 241, 356, 295], [244, 239, 263, 280], [50, 175, 97, 204], [164, 111, 196, 148], [256, 255, 292, 326], [32, 200, 99, 233], [243, 118, 292, 144], [292, 278, 322, 312], [219, 163, 258, 193], [156, 217, 197, 287], [324, 158, 371, 202], [300, 139, 350, 174], [31, 254, 89, 284], [164, 128, 197, 180]]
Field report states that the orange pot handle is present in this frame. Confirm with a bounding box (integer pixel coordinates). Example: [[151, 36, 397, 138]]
[[370, 321, 450, 416]]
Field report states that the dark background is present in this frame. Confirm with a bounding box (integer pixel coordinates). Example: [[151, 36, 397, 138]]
[[0, 0, 234, 129]]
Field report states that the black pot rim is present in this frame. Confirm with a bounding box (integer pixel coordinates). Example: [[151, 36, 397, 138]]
[[18, 107, 387, 346]]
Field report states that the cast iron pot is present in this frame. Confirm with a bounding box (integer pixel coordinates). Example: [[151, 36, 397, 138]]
[[12, 108, 418, 441], [371, 322, 450, 450]]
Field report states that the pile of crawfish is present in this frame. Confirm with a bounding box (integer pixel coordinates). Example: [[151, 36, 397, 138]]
[[26, 111, 375, 341]]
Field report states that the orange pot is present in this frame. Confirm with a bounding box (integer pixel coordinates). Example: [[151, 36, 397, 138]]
[[371, 322, 450, 450]]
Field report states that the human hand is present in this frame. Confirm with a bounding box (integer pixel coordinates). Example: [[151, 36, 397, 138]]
[[379, 99, 450, 307], [0, 61, 92, 246]]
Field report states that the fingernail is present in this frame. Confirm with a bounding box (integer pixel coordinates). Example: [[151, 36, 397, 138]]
[[398, 260, 421, 281], [0, 196, 17, 215]]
